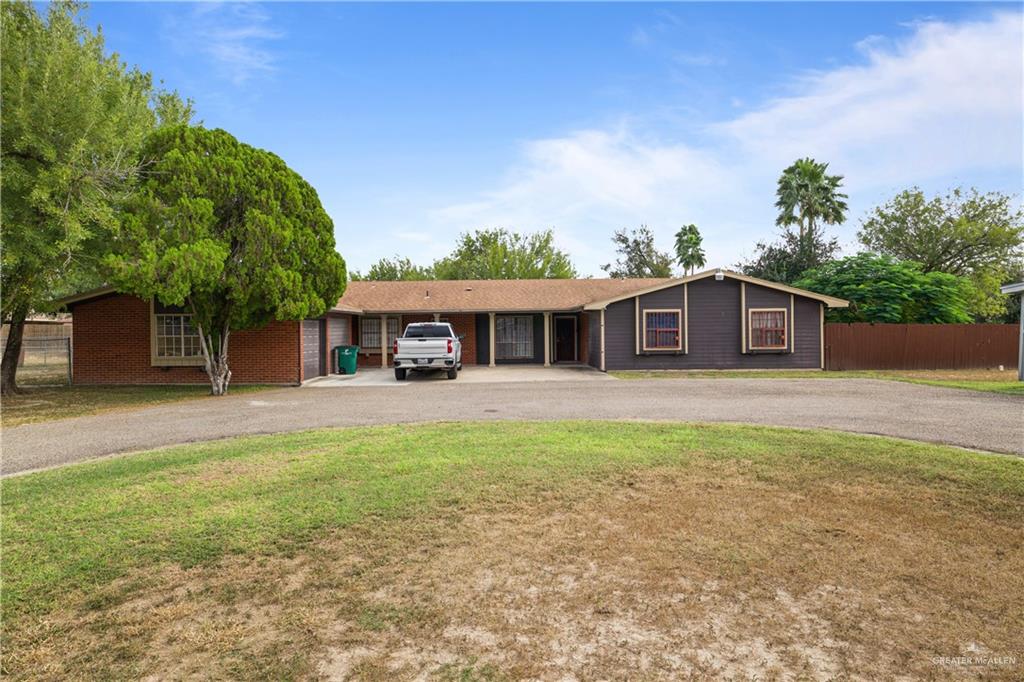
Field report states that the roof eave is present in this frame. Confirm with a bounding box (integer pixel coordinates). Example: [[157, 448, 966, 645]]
[[51, 285, 118, 309], [582, 269, 849, 309], [355, 306, 584, 315]]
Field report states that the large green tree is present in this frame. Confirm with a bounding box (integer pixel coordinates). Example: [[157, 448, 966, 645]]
[[103, 126, 347, 395], [740, 158, 847, 284], [740, 227, 840, 284], [858, 187, 1024, 320], [432, 228, 576, 279], [354, 256, 435, 281], [673, 224, 706, 275], [793, 253, 971, 324], [0, 1, 173, 394], [602, 226, 674, 278], [775, 158, 848, 241]]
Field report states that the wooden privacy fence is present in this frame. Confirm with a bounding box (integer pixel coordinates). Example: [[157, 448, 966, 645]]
[[825, 323, 1019, 370]]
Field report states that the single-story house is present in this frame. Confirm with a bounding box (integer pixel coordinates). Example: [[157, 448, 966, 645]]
[[55, 269, 847, 384]]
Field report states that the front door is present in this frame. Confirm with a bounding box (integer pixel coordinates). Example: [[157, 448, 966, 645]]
[[554, 316, 577, 362]]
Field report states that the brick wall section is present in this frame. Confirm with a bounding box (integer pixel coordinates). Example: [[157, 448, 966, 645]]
[[71, 294, 301, 385], [443, 313, 477, 366]]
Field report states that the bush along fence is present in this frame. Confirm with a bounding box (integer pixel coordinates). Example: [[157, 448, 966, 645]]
[[825, 323, 1018, 371]]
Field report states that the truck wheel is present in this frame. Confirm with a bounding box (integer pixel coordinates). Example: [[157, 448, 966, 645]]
[[446, 367, 458, 380], [394, 368, 406, 381]]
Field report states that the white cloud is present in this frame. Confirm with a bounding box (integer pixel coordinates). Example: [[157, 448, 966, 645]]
[[717, 12, 1022, 188], [167, 3, 283, 85], [430, 12, 1023, 275]]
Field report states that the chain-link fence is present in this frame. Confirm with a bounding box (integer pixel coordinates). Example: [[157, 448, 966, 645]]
[[0, 336, 72, 385]]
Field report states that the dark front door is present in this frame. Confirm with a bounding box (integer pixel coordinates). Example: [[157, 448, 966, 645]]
[[554, 316, 577, 362]]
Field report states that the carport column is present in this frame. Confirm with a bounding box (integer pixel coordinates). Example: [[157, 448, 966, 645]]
[[488, 312, 496, 367], [599, 309, 606, 372], [433, 313, 440, 322], [380, 314, 387, 368], [543, 312, 551, 367]]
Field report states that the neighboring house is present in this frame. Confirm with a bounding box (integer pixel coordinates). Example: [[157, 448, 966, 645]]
[[54, 269, 847, 385], [1000, 281, 1023, 381]]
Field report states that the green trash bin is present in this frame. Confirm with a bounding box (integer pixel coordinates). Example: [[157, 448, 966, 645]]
[[333, 345, 359, 375]]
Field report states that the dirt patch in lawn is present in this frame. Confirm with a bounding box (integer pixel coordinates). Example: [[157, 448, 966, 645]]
[[7, 463, 1022, 680]]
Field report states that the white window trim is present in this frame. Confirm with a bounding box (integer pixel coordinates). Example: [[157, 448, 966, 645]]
[[748, 307, 789, 351], [150, 299, 204, 367], [642, 308, 682, 352]]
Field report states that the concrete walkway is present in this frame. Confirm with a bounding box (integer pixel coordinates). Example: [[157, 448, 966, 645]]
[[305, 365, 615, 387], [3, 377, 1022, 475]]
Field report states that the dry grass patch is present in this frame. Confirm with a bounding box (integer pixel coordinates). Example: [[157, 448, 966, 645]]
[[1, 382, 273, 427], [3, 422, 1022, 680], [610, 367, 1024, 395]]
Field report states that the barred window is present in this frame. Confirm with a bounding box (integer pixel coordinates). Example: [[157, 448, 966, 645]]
[[749, 309, 787, 350], [643, 310, 681, 351], [495, 315, 533, 359], [155, 313, 201, 358], [360, 317, 399, 350]]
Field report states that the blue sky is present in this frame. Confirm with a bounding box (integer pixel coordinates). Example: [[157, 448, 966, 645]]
[[85, 2, 1023, 276]]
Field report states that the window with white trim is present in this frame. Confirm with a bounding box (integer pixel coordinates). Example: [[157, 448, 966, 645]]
[[154, 303, 202, 360], [495, 315, 534, 359], [360, 317, 399, 350], [749, 309, 787, 350], [643, 309, 681, 351]]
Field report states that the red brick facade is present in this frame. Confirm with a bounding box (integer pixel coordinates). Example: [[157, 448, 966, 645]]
[[71, 294, 302, 385]]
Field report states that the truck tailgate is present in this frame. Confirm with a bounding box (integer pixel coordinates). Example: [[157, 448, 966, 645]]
[[395, 338, 450, 358]]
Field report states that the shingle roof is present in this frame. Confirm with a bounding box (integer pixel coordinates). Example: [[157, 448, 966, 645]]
[[332, 278, 671, 314]]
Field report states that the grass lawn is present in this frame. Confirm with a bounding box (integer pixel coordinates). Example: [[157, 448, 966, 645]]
[[3, 422, 1022, 680], [611, 367, 1024, 395], [1, 381, 273, 427]]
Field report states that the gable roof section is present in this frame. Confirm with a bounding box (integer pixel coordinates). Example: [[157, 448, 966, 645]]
[[333, 278, 670, 314], [581, 269, 849, 309]]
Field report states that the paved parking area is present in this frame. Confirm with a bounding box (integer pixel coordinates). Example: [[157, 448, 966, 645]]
[[306, 365, 615, 387], [3, 376, 1021, 476]]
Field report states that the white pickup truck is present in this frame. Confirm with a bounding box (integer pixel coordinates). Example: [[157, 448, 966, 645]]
[[392, 322, 463, 381]]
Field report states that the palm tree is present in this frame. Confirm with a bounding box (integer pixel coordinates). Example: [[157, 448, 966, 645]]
[[775, 158, 848, 241], [674, 224, 706, 275]]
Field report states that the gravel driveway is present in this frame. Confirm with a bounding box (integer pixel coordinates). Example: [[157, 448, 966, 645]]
[[3, 377, 1021, 475]]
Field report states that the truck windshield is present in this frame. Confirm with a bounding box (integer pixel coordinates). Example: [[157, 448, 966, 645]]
[[405, 325, 450, 338]]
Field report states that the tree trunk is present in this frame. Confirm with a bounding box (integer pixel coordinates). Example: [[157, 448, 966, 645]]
[[1, 303, 30, 396], [198, 322, 232, 396], [208, 352, 231, 396]]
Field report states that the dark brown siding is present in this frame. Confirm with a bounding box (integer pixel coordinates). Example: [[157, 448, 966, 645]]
[[475, 314, 490, 365], [826, 323, 1018, 370], [602, 278, 822, 370], [586, 311, 601, 369]]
